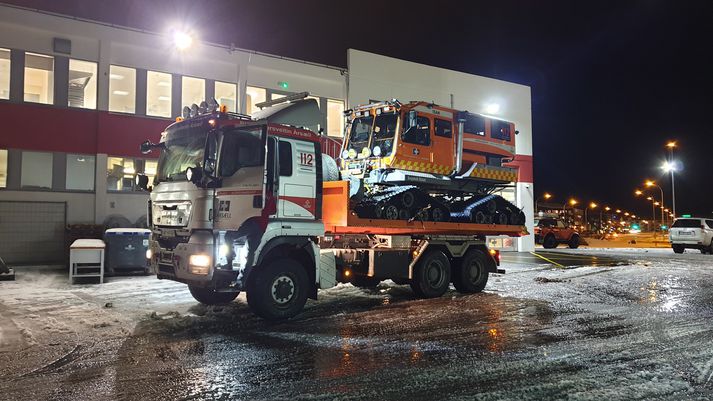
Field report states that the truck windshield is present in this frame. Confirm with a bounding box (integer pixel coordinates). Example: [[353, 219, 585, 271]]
[[157, 126, 207, 182], [347, 113, 397, 156]]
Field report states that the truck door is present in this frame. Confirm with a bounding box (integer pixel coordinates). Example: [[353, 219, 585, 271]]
[[398, 112, 432, 171], [213, 125, 267, 230], [278, 138, 317, 219]]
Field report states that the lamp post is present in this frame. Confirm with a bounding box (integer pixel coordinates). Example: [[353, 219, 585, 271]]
[[584, 202, 597, 233], [665, 141, 677, 217], [645, 180, 665, 231], [564, 199, 577, 226], [536, 193, 552, 214]]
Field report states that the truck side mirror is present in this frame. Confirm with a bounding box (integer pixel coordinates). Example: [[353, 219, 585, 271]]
[[408, 110, 417, 128], [140, 140, 153, 154], [204, 131, 219, 178], [135, 173, 150, 191]]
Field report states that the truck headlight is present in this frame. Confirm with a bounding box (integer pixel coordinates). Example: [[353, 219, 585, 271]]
[[189, 254, 211, 275], [146, 249, 153, 259]]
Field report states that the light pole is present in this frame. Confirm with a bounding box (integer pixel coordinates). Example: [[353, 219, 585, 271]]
[[645, 180, 665, 230], [585, 202, 597, 233], [536, 193, 552, 214], [665, 141, 677, 218], [564, 199, 577, 226]]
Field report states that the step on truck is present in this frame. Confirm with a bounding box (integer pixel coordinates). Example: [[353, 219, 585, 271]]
[[137, 94, 527, 320]]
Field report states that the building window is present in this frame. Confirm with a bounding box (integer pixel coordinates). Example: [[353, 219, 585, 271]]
[[0, 48, 9, 100], [109, 65, 136, 113], [181, 76, 204, 108], [68, 59, 97, 109], [24, 53, 54, 104], [66, 154, 95, 191], [21, 151, 53, 189], [0, 149, 7, 188], [107, 157, 156, 191], [327, 99, 345, 137], [147, 71, 172, 117], [215, 81, 236, 112], [245, 86, 266, 114]]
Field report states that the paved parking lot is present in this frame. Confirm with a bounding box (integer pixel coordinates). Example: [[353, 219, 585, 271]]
[[2, 248, 713, 400]]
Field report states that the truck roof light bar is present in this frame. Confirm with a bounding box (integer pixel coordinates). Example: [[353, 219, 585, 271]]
[[255, 91, 309, 109]]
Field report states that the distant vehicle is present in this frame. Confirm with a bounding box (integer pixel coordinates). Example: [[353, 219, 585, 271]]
[[534, 217, 580, 249], [669, 217, 713, 254]]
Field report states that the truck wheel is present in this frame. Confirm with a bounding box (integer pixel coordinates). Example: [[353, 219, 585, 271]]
[[452, 249, 490, 293], [543, 235, 557, 249], [430, 206, 448, 222], [410, 251, 451, 298], [568, 235, 580, 249], [188, 286, 240, 305], [247, 259, 309, 320], [672, 245, 684, 254], [384, 205, 399, 220], [351, 275, 381, 288]]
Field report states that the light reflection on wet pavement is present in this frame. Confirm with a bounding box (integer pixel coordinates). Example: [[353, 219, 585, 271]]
[[3, 250, 713, 400]]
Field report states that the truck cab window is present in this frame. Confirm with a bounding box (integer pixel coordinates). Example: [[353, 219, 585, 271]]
[[402, 115, 430, 146], [491, 120, 511, 141], [434, 118, 452, 138], [464, 114, 485, 136], [219, 129, 264, 177], [279, 141, 292, 176]]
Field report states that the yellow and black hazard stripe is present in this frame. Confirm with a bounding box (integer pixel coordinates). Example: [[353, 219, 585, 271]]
[[391, 160, 453, 175], [469, 167, 518, 182]]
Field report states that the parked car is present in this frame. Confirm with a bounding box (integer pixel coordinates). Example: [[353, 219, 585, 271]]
[[669, 217, 713, 254], [534, 217, 580, 249]]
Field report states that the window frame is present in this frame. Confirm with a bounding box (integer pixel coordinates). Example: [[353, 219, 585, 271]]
[[146, 69, 172, 118], [68, 58, 98, 110], [108, 64, 137, 114], [23, 52, 55, 105], [20, 151, 53, 190], [0, 48, 10, 101], [401, 114, 431, 146], [65, 153, 96, 192], [106, 156, 156, 192], [434, 118, 453, 138], [278, 141, 293, 177]]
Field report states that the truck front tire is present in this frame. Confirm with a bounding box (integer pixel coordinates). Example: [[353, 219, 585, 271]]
[[247, 259, 309, 320], [188, 286, 240, 305], [410, 251, 451, 298], [452, 249, 489, 293]]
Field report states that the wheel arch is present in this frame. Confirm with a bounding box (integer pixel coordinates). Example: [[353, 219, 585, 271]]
[[248, 236, 318, 299]]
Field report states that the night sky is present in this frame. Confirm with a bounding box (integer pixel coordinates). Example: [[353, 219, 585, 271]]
[[6, 0, 713, 217]]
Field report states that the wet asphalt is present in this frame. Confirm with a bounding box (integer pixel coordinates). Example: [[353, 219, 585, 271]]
[[3, 249, 713, 400]]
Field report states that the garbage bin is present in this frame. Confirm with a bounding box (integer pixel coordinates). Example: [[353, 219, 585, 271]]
[[103, 228, 151, 276]]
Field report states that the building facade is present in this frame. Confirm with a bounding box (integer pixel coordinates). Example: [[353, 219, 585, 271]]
[[0, 4, 534, 263]]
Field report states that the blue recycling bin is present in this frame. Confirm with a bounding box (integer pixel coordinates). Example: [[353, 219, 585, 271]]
[[103, 228, 151, 276]]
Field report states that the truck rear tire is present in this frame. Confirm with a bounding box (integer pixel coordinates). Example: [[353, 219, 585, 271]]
[[189, 286, 239, 305], [410, 251, 451, 298], [452, 249, 489, 293], [247, 259, 309, 320]]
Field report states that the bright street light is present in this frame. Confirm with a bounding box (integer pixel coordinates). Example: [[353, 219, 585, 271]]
[[172, 30, 194, 51], [635, 189, 643, 196], [544, 193, 552, 200], [665, 141, 677, 217]]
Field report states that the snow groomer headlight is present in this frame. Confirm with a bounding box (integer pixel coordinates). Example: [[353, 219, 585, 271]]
[[188, 254, 211, 275], [347, 148, 357, 159], [358, 147, 371, 159], [373, 146, 382, 157]]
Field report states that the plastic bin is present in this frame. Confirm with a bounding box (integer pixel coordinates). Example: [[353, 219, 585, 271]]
[[103, 228, 151, 275]]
